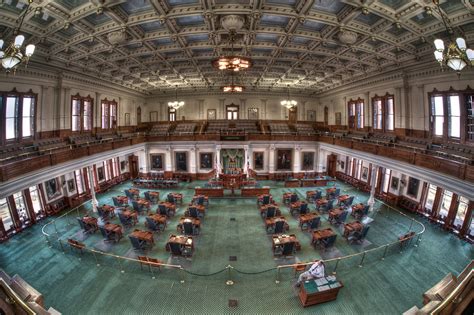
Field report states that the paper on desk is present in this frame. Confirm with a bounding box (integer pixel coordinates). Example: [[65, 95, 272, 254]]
[[315, 278, 328, 286], [326, 275, 336, 282], [329, 283, 341, 289], [318, 285, 330, 291]]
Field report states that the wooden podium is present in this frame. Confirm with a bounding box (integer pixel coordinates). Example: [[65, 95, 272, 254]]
[[298, 277, 343, 307]]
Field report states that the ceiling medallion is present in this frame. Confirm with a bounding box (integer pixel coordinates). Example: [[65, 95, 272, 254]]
[[107, 30, 127, 46], [212, 15, 252, 72], [337, 29, 358, 45]]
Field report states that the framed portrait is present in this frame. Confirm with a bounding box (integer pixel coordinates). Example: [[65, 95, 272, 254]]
[[97, 166, 105, 181], [150, 153, 164, 171], [391, 177, 399, 190], [301, 152, 314, 171], [44, 178, 61, 201], [335, 112, 342, 125], [67, 179, 75, 193], [307, 110, 316, 121], [248, 108, 259, 120], [150, 111, 158, 122], [340, 161, 345, 170], [120, 160, 126, 171], [124, 113, 131, 126], [361, 167, 369, 180], [276, 149, 292, 171], [207, 109, 216, 120], [175, 152, 188, 172], [253, 152, 264, 170], [407, 177, 420, 197], [200, 152, 213, 169]]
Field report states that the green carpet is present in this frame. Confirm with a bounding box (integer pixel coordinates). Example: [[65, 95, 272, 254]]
[[0, 180, 472, 314]]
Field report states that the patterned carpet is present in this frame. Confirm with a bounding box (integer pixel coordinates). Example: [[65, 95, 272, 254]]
[[0, 180, 472, 314]]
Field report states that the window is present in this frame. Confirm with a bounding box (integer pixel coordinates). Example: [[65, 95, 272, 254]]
[[168, 108, 176, 121], [429, 87, 474, 141], [382, 168, 391, 193], [454, 196, 469, 229], [424, 184, 437, 213], [226, 105, 239, 120], [0, 198, 13, 231], [29, 186, 44, 218], [71, 94, 93, 132], [372, 94, 394, 132], [438, 190, 453, 219], [101, 99, 118, 129], [75, 169, 84, 194], [112, 158, 119, 178], [348, 98, 364, 129], [13, 192, 28, 226], [1, 90, 36, 143]]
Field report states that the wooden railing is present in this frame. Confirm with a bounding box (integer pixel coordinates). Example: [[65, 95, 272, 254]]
[[0, 133, 473, 183]]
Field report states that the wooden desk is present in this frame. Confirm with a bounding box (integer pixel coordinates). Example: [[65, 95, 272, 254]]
[[159, 202, 176, 211], [167, 234, 194, 249], [192, 195, 209, 204], [100, 204, 115, 214], [130, 229, 154, 244], [82, 216, 98, 227], [311, 228, 335, 244], [351, 203, 366, 217], [128, 188, 140, 197], [148, 214, 167, 225], [337, 194, 350, 204], [177, 217, 201, 229], [241, 187, 270, 197], [315, 198, 328, 209], [195, 187, 224, 197], [284, 179, 300, 188], [326, 187, 336, 194], [122, 210, 138, 225], [116, 196, 129, 205], [282, 192, 298, 204], [265, 216, 289, 231], [298, 276, 343, 307], [343, 221, 363, 238], [259, 204, 281, 216], [328, 208, 344, 220], [272, 234, 301, 251], [168, 193, 183, 204], [306, 190, 321, 201], [137, 198, 151, 209], [104, 223, 123, 238], [258, 194, 273, 203], [299, 212, 319, 227], [186, 204, 206, 215]]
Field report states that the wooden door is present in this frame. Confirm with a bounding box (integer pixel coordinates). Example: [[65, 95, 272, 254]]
[[129, 155, 139, 178], [289, 107, 297, 122], [327, 154, 337, 177]]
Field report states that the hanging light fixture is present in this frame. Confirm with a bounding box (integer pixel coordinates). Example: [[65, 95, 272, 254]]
[[0, 0, 36, 74], [212, 16, 252, 72], [432, 0, 474, 75], [281, 85, 297, 109], [168, 86, 185, 110], [221, 71, 244, 93]]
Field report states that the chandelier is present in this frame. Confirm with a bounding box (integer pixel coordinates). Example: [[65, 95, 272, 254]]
[[432, 0, 474, 74], [221, 72, 244, 93], [212, 26, 252, 72], [281, 86, 297, 109], [168, 87, 184, 110], [0, 0, 36, 74]]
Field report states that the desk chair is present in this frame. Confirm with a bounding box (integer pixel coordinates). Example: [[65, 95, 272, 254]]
[[132, 201, 146, 215], [195, 196, 206, 206], [299, 203, 309, 215], [308, 217, 321, 230], [99, 226, 120, 243], [264, 207, 277, 219], [182, 221, 198, 235], [348, 226, 370, 244], [146, 217, 164, 232], [168, 241, 185, 257], [118, 213, 133, 228], [144, 192, 158, 204], [167, 194, 176, 204], [77, 218, 97, 234], [321, 234, 337, 250], [320, 199, 335, 213], [290, 194, 299, 203], [341, 196, 354, 207], [335, 210, 349, 225], [112, 197, 123, 207], [275, 241, 296, 257], [259, 195, 271, 206], [188, 207, 201, 219], [273, 220, 286, 234], [129, 236, 148, 251], [158, 204, 168, 216]]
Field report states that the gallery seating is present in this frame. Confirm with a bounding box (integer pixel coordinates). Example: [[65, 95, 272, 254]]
[[173, 123, 196, 135], [395, 137, 431, 151], [295, 124, 316, 135], [269, 123, 292, 134], [148, 124, 171, 136]]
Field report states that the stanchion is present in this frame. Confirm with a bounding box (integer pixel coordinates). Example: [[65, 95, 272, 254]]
[[180, 267, 185, 284], [381, 244, 389, 260], [58, 239, 65, 253], [332, 258, 341, 275], [92, 251, 100, 266], [117, 257, 124, 273], [53, 222, 59, 236], [415, 234, 422, 247], [149, 263, 156, 280], [226, 265, 234, 285], [275, 267, 281, 284], [76, 207, 80, 217], [358, 251, 366, 267], [408, 218, 414, 232], [44, 234, 51, 247]]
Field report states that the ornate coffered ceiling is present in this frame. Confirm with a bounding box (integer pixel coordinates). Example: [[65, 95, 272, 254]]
[[0, 0, 473, 96]]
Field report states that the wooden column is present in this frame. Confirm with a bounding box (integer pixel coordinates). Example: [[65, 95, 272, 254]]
[[444, 193, 459, 230], [83, 167, 91, 195], [7, 195, 21, 232], [23, 188, 36, 224], [459, 200, 473, 238]]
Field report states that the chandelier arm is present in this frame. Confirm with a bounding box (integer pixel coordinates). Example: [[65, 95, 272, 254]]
[[15, 0, 34, 34]]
